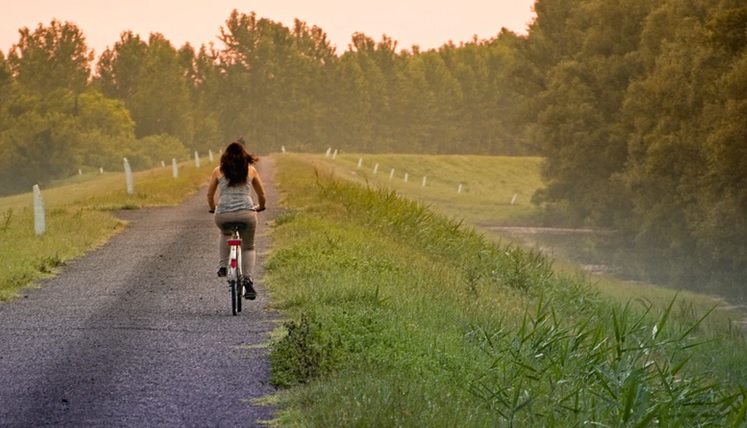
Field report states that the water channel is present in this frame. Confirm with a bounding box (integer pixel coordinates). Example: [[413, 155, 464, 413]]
[[486, 226, 747, 308]]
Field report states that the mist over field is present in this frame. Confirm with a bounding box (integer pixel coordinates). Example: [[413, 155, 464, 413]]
[[1, 2, 746, 303]]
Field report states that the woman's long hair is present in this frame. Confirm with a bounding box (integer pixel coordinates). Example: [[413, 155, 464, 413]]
[[220, 141, 259, 186]]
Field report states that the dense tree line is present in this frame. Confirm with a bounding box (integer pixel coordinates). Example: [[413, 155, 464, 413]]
[[525, 0, 747, 295], [1, 1, 746, 295], [0, 10, 529, 196]]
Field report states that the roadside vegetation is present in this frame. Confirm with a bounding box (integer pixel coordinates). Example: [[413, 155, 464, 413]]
[[0, 161, 214, 300], [265, 154, 747, 426]]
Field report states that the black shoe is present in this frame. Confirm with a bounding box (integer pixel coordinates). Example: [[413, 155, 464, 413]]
[[243, 277, 256, 300], [217, 267, 227, 277]]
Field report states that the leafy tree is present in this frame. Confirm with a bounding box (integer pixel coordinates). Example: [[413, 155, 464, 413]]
[[0, 92, 80, 192], [527, 0, 653, 225], [95, 31, 148, 101], [7, 19, 93, 96], [94, 32, 194, 145], [130, 33, 194, 143], [182, 44, 223, 151]]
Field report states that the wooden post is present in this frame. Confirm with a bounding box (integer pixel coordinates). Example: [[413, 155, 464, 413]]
[[172, 158, 178, 178]]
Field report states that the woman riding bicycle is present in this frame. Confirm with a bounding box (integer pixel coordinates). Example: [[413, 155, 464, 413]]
[[207, 140, 266, 299]]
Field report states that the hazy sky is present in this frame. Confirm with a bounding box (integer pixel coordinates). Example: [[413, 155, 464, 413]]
[[1, 0, 536, 56]]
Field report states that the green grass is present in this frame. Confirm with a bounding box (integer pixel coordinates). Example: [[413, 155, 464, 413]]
[[265, 154, 747, 427], [0, 161, 215, 300]]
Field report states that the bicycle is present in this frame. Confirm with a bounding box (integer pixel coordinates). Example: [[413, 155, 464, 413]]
[[222, 222, 247, 315], [211, 207, 263, 315]]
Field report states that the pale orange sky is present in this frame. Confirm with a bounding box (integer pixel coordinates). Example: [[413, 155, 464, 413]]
[[1, 0, 536, 57]]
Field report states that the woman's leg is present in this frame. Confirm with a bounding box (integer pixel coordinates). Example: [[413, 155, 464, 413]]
[[214, 213, 232, 271], [238, 212, 258, 279]]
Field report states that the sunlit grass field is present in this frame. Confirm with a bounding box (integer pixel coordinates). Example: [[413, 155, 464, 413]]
[[310, 153, 544, 225], [0, 161, 215, 300]]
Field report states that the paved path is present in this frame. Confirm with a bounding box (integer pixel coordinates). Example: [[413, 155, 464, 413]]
[[0, 159, 281, 427]]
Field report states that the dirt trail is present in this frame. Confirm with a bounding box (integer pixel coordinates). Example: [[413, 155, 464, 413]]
[[0, 158, 281, 427]]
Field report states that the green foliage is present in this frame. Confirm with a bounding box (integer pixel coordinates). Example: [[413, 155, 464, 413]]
[[468, 297, 737, 426], [270, 314, 336, 388]]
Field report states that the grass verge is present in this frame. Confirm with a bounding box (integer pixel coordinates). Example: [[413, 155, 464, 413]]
[[265, 154, 747, 427], [0, 162, 215, 300]]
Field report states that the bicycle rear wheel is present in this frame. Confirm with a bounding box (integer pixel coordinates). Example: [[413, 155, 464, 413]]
[[228, 278, 241, 315], [230, 279, 240, 316], [236, 253, 243, 313]]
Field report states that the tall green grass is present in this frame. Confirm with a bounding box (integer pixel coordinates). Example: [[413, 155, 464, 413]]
[[0, 162, 215, 300], [265, 154, 747, 427]]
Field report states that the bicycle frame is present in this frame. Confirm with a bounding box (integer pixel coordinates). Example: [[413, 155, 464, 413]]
[[227, 230, 243, 283]]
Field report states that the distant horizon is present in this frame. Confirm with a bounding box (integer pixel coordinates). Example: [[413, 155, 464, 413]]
[[0, 1, 536, 57]]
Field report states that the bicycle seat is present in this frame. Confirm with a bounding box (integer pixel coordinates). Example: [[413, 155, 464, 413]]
[[222, 222, 248, 231]]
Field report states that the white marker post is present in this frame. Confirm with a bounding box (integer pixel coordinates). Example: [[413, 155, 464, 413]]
[[209, 150, 214, 162], [358, 158, 363, 169], [404, 173, 409, 183], [172, 158, 178, 178], [325, 148, 332, 157], [511, 194, 518, 205], [390, 169, 395, 179], [195, 151, 200, 167], [458, 184, 463, 194], [373, 163, 379, 174], [332, 149, 338, 159], [281, 146, 286, 154], [33, 185, 45, 236], [422, 177, 427, 187], [123, 158, 134, 195]]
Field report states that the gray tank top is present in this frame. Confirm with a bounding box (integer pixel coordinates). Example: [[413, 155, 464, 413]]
[[215, 176, 254, 213]]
